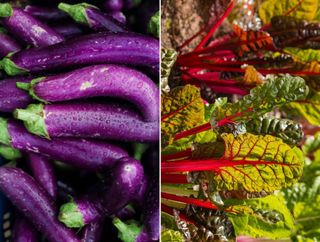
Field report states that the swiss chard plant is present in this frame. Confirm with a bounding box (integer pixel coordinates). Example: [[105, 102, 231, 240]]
[[161, 0, 320, 241]]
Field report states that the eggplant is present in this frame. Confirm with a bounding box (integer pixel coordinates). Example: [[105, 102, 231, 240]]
[[17, 65, 159, 122], [103, 0, 124, 12], [0, 167, 80, 242], [143, 176, 159, 241], [141, 143, 159, 176], [24, 5, 68, 21], [0, 118, 129, 170], [0, 32, 159, 76], [14, 102, 159, 142], [0, 29, 21, 58], [12, 216, 38, 242], [58, 2, 127, 32], [51, 22, 83, 38], [0, 3, 64, 47], [28, 153, 57, 199], [59, 157, 144, 228], [81, 221, 104, 242], [0, 77, 33, 112], [110, 11, 126, 24]]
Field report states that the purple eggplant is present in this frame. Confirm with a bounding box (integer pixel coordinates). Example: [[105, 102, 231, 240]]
[[0, 3, 64, 47], [17, 65, 159, 122], [58, 3, 127, 33], [81, 221, 104, 242], [0, 32, 159, 76], [59, 157, 144, 228], [141, 143, 159, 176], [51, 22, 83, 38], [28, 153, 57, 199], [103, 0, 124, 12], [24, 5, 68, 21], [143, 176, 159, 241], [110, 11, 126, 24], [14, 102, 159, 142], [0, 118, 129, 170], [0, 77, 32, 112], [0, 29, 21, 58], [12, 216, 38, 242], [0, 167, 80, 242]]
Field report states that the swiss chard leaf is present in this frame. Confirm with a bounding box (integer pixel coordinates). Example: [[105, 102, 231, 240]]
[[282, 179, 320, 241], [161, 48, 177, 93], [161, 85, 205, 148], [211, 75, 308, 126], [225, 195, 295, 239], [161, 229, 184, 242], [284, 47, 320, 62], [245, 116, 304, 145], [200, 133, 305, 194], [258, 0, 319, 25], [285, 92, 320, 126]]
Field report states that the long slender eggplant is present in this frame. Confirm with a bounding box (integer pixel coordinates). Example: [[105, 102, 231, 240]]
[[81, 221, 104, 242], [24, 5, 68, 21], [110, 11, 126, 24], [28, 153, 57, 199], [0, 32, 159, 76], [0, 3, 64, 47], [0, 118, 129, 170], [14, 102, 159, 142], [0, 77, 32, 112], [58, 3, 127, 32], [103, 0, 124, 12], [0, 29, 21, 58], [0, 167, 80, 242], [59, 157, 144, 228], [51, 22, 83, 38], [12, 216, 38, 242], [17, 65, 159, 122]]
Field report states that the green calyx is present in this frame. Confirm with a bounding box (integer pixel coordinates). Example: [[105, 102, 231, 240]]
[[17, 77, 47, 103], [0, 118, 10, 146], [58, 2, 97, 26], [113, 218, 143, 242], [13, 104, 49, 139], [0, 58, 27, 76], [147, 11, 160, 38], [0, 3, 13, 18], [59, 201, 85, 228], [0, 146, 21, 160]]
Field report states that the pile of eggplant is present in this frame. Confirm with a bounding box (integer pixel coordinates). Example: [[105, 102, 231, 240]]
[[0, 0, 159, 241]]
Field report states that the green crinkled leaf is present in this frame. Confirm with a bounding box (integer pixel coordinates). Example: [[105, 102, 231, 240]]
[[161, 229, 184, 242], [303, 132, 320, 154], [245, 116, 303, 146], [282, 179, 320, 241], [258, 0, 318, 24], [285, 92, 320, 126], [285, 47, 320, 62], [211, 75, 309, 126], [202, 133, 304, 194], [162, 129, 217, 157], [161, 85, 205, 148], [147, 11, 159, 38], [161, 212, 178, 230], [225, 195, 295, 239]]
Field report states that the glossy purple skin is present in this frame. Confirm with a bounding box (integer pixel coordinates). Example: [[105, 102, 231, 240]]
[[109, 11, 126, 24], [143, 177, 159, 241], [0, 78, 32, 112], [85, 7, 127, 32], [43, 102, 159, 142], [12, 216, 38, 242], [0, 167, 80, 242], [51, 22, 83, 38], [2, 7, 64, 47], [9, 32, 159, 73], [0, 32, 21, 58], [24, 5, 68, 21], [8, 120, 128, 170], [75, 157, 144, 224], [81, 221, 103, 242], [103, 0, 124, 12], [28, 153, 57, 199], [35, 65, 159, 122], [133, 175, 148, 207]]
